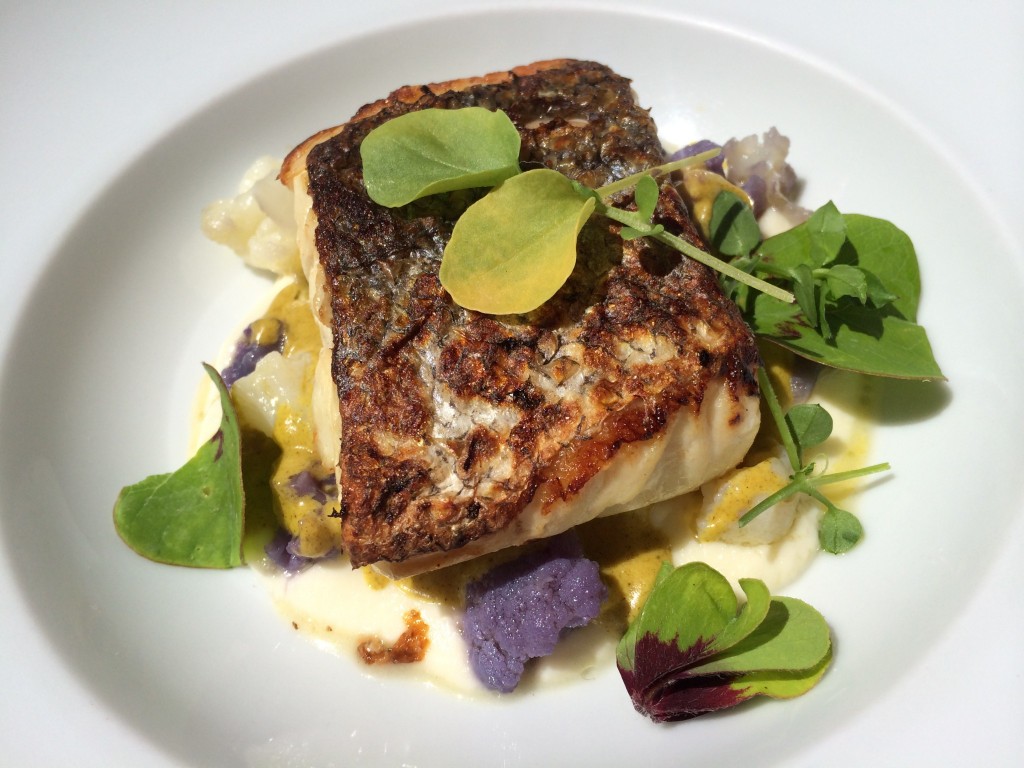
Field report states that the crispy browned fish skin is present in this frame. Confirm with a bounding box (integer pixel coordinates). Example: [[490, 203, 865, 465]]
[[285, 59, 760, 570]]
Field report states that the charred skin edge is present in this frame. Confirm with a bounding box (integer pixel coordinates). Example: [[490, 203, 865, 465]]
[[281, 59, 594, 185], [282, 59, 761, 575]]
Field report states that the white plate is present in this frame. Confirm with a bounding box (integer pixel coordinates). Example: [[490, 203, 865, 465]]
[[2, 2, 1022, 766]]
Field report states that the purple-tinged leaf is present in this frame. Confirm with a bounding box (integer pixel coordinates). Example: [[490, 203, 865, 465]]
[[616, 563, 833, 722]]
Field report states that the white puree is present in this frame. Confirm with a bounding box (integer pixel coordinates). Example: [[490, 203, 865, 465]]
[[252, 556, 618, 695], [249, 370, 872, 696]]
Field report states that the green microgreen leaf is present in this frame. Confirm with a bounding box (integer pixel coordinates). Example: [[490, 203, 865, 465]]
[[361, 107, 522, 207], [818, 504, 866, 554], [750, 210, 944, 379], [786, 403, 833, 454], [708, 578, 772, 654], [616, 562, 833, 722], [619, 176, 666, 239], [113, 364, 245, 568], [709, 190, 762, 257], [805, 200, 846, 267], [439, 168, 596, 314], [730, 645, 833, 700], [825, 264, 868, 303], [742, 365, 886, 554], [686, 596, 832, 679], [634, 174, 660, 220]]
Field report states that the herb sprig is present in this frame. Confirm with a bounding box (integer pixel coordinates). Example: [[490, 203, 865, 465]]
[[361, 107, 793, 312], [712, 193, 944, 381], [745, 366, 889, 553]]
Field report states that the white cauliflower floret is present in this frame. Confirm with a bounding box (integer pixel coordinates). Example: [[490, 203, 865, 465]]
[[230, 350, 312, 438], [201, 156, 301, 277], [721, 128, 810, 237], [696, 454, 799, 546]]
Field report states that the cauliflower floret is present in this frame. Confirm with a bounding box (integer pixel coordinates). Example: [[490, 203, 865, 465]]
[[696, 455, 799, 546], [201, 156, 301, 277], [720, 128, 810, 237], [230, 349, 312, 438]]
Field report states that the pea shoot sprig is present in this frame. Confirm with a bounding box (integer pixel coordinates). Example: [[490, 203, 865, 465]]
[[360, 107, 793, 314], [744, 367, 889, 553]]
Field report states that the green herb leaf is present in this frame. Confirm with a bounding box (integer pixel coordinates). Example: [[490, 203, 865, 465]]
[[750, 212, 944, 379], [361, 107, 522, 208], [616, 562, 832, 722], [709, 190, 762, 257], [618, 175, 663, 240], [752, 293, 942, 378], [113, 364, 245, 568], [825, 264, 869, 303], [805, 200, 846, 267], [708, 577, 773, 654], [685, 597, 832, 679], [786, 403, 833, 454], [633, 174, 660, 220], [439, 168, 596, 314], [819, 505, 865, 554]]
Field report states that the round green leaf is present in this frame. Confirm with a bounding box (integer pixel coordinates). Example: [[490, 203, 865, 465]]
[[786, 403, 834, 451], [361, 107, 522, 207], [439, 168, 596, 315], [710, 190, 761, 257]]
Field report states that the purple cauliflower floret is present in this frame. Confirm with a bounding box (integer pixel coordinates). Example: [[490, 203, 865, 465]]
[[461, 533, 607, 693], [220, 319, 284, 389], [264, 528, 316, 574], [288, 469, 336, 506], [670, 139, 725, 175]]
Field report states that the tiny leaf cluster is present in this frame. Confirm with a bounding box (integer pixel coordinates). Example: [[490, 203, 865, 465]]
[[715, 197, 943, 381]]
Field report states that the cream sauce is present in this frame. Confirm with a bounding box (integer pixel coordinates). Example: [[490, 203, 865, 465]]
[[247, 364, 869, 695]]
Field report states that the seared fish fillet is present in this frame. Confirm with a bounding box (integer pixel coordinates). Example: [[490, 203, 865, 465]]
[[280, 59, 761, 577]]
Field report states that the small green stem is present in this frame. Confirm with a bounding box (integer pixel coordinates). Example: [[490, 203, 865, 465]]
[[738, 479, 808, 527], [596, 149, 721, 199], [598, 204, 795, 304], [739, 462, 890, 527], [757, 366, 802, 470], [808, 462, 891, 487]]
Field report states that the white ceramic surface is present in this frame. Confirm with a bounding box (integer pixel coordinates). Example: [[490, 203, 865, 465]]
[[1, 2, 1022, 766]]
